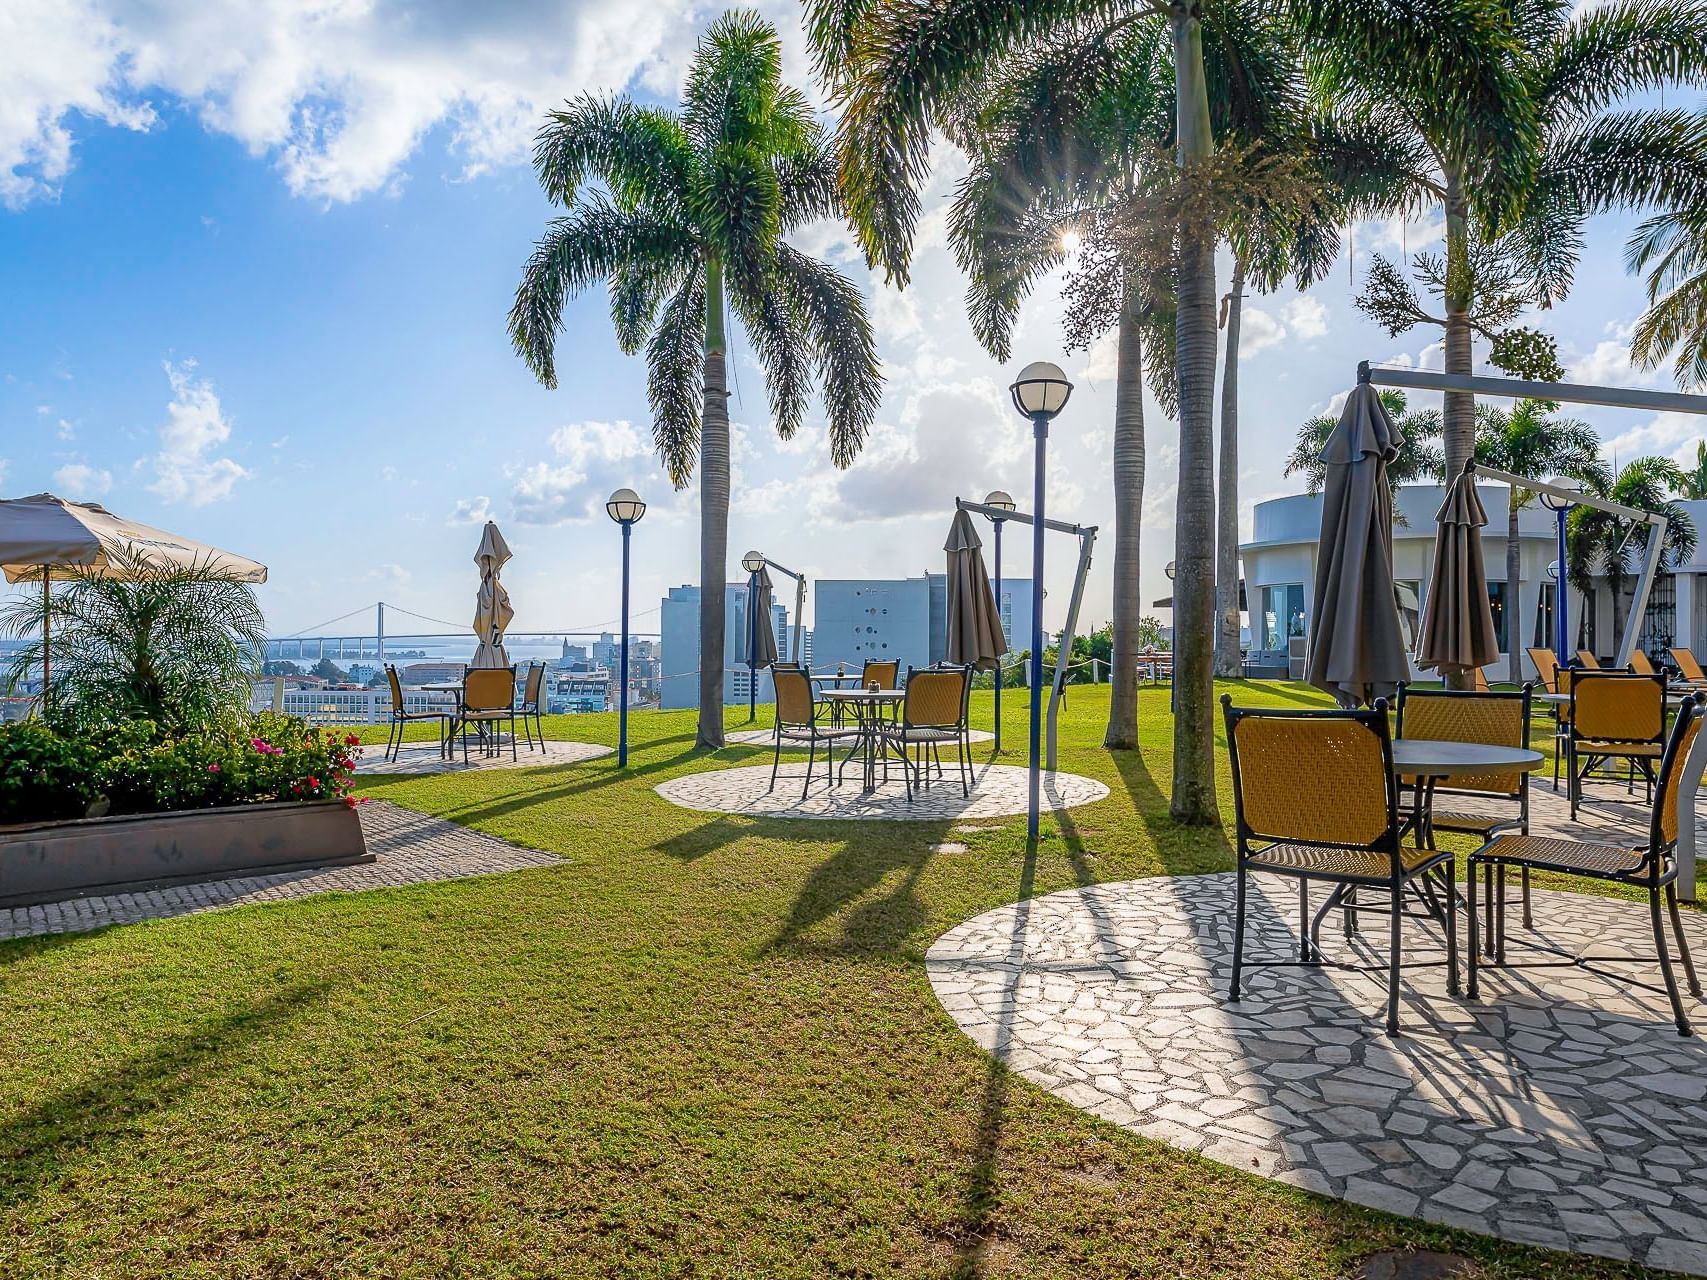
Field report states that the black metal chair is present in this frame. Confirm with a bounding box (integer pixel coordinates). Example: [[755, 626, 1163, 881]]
[[453, 666, 518, 763], [1222, 695, 1458, 1034], [383, 664, 452, 762], [768, 667, 860, 799], [1567, 670, 1668, 818], [885, 665, 973, 799], [1468, 693, 1704, 1035], [517, 662, 546, 750]]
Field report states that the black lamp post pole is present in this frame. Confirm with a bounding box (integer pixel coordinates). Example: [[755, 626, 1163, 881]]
[[618, 519, 632, 767], [1028, 415, 1047, 844]]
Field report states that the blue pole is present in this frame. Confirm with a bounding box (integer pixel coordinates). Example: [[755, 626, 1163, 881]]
[[1555, 504, 1570, 666], [618, 520, 632, 767], [1029, 415, 1048, 844], [748, 572, 758, 721], [992, 518, 1004, 753]]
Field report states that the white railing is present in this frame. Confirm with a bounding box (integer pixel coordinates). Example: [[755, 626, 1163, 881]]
[[249, 684, 457, 724]]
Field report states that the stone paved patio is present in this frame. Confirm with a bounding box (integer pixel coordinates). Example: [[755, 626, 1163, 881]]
[[928, 873, 1707, 1273], [656, 761, 1108, 821], [725, 726, 994, 749], [0, 802, 560, 941], [355, 738, 610, 774]]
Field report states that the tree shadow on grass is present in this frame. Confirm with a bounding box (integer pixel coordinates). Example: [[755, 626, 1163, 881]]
[[1218, 679, 1329, 709], [1106, 748, 1233, 876], [762, 817, 960, 961], [0, 982, 328, 1211], [0, 929, 93, 967]]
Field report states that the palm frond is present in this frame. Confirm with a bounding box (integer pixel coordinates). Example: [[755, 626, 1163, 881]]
[[533, 95, 694, 211], [729, 272, 812, 440], [683, 10, 786, 156], [510, 198, 696, 388], [646, 270, 707, 488], [1541, 0, 1707, 126], [774, 245, 883, 467]]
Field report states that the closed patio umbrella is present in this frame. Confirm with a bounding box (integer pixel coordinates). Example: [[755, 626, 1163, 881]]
[[1306, 383, 1410, 707], [0, 493, 267, 708], [471, 521, 514, 669], [1416, 464, 1500, 678], [944, 508, 1007, 672], [746, 566, 778, 669]]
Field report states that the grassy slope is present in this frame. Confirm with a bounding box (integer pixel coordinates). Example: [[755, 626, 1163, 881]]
[[0, 683, 1671, 1278]]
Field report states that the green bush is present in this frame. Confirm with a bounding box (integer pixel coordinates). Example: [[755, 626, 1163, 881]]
[[0, 713, 361, 827]]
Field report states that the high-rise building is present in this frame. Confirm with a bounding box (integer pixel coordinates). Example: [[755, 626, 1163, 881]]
[[658, 584, 791, 709], [812, 574, 1033, 677]]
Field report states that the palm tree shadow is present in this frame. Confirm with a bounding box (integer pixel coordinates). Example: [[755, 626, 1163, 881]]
[[764, 817, 958, 960], [0, 982, 328, 1211], [1107, 748, 1232, 875]]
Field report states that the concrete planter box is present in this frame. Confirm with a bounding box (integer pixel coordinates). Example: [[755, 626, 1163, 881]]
[[0, 800, 371, 907]]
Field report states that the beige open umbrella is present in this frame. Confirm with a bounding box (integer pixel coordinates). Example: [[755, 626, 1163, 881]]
[[944, 508, 1007, 672], [471, 521, 514, 669], [1416, 466, 1500, 678], [1305, 383, 1410, 707], [0, 493, 267, 707]]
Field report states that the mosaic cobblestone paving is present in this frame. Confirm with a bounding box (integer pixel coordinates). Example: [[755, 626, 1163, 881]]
[[0, 802, 560, 941], [928, 873, 1707, 1273], [356, 738, 610, 774], [656, 761, 1108, 821], [725, 727, 994, 749]]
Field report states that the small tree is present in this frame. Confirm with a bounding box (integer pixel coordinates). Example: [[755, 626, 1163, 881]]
[[1568, 457, 1698, 655], [2, 549, 266, 735], [1284, 388, 1445, 507]]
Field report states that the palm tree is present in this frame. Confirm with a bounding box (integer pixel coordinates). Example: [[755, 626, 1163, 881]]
[[1285, 389, 1446, 498], [511, 11, 882, 749], [940, 16, 1173, 752], [1568, 456, 1698, 656], [1, 548, 266, 734], [1678, 440, 1707, 501], [1294, 0, 1707, 483], [1473, 399, 1607, 681], [1628, 209, 1707, 391]]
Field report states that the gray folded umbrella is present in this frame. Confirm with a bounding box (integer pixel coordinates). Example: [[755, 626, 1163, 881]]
[[746, 566, 778, 669], [944, 508, 1007, 672], [1306, 382, 1411, 707], [1416, 466, 1500, 678]]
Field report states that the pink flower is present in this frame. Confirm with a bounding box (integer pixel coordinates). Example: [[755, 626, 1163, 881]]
[[344, 734, 360, 747], [206, 764, 221, 773]]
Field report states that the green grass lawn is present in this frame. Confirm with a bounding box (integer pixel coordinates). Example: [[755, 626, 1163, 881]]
[[0, 683, 1677, 1277]]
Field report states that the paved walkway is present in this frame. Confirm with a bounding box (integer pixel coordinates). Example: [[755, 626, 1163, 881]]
[[0, 802, 560, 941], [356, 739, 609, 774], [656, 761, 1108, 821], [929, 873, 1707, 1274]]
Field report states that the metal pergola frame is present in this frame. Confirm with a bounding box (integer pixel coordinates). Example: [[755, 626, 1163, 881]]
[[1358, 360, 1707, 900], [956, 497, 1098, 771]]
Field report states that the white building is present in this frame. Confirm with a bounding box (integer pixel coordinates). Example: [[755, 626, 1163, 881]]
[[1239, 486, 1707, 681], [813, 574, 1034, 677], [658, 584, 791, 710]]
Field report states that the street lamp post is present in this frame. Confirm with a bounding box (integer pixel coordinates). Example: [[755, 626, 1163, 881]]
[[606, 488, 647, 767], [742, 549, 765, 721], [1009, 362, 1073, 844], [1540, 491, 1573, 667], [1165, 560, 1177, 715], [982, 490, 1016, 752]]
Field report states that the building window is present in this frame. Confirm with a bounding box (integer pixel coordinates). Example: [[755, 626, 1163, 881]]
[[1487, 581, 1508, 653], [1532, 582, 1555, 651], [1259, 584, 1305, 650], [1638, 573, 1677, 661]]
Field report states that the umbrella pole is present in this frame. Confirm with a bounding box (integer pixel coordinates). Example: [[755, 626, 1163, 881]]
[[40, 568, 49, 719]]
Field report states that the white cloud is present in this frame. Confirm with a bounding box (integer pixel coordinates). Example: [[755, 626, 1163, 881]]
[[506, 419, 652, 524], [3, 0, 724, 206], [52, 462, 111, 496], [1282, 296, 1329, 342], [145, 360, 248, 505], [1604, 412, 1704, 465], [449, 495, 493, 526], [1567, 336, 1663, 390], [1239, 307, 1286, 356], [0, 0, 157, 208]]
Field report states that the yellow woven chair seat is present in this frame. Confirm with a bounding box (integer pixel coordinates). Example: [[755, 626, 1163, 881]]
[[1476, 834, 1648, 877], [778, 724, 861, 741], [891, 725, 961, 743], [1574, 740, 1663, 757], [1247, 843, 1444, 880], [1428, 807, 1521, 836]]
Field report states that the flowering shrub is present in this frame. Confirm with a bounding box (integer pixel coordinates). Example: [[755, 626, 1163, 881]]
[[0, 713, 361, 826]]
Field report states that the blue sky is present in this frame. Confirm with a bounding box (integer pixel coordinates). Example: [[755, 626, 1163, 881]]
[[2, 1, 1702, 642]]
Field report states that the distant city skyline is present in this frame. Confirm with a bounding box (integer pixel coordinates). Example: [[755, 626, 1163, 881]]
[[3, 6, 1701, 641]]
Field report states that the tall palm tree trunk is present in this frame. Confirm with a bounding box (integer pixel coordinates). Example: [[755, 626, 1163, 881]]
[[1169, 1, 1219, 825], [1105, 273, 1147, 750], [1506, 495, 1521, 683], [1442, 171, 1476, 690], [697, 257, 730, 749], [1214, 257, 1246, 679]]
